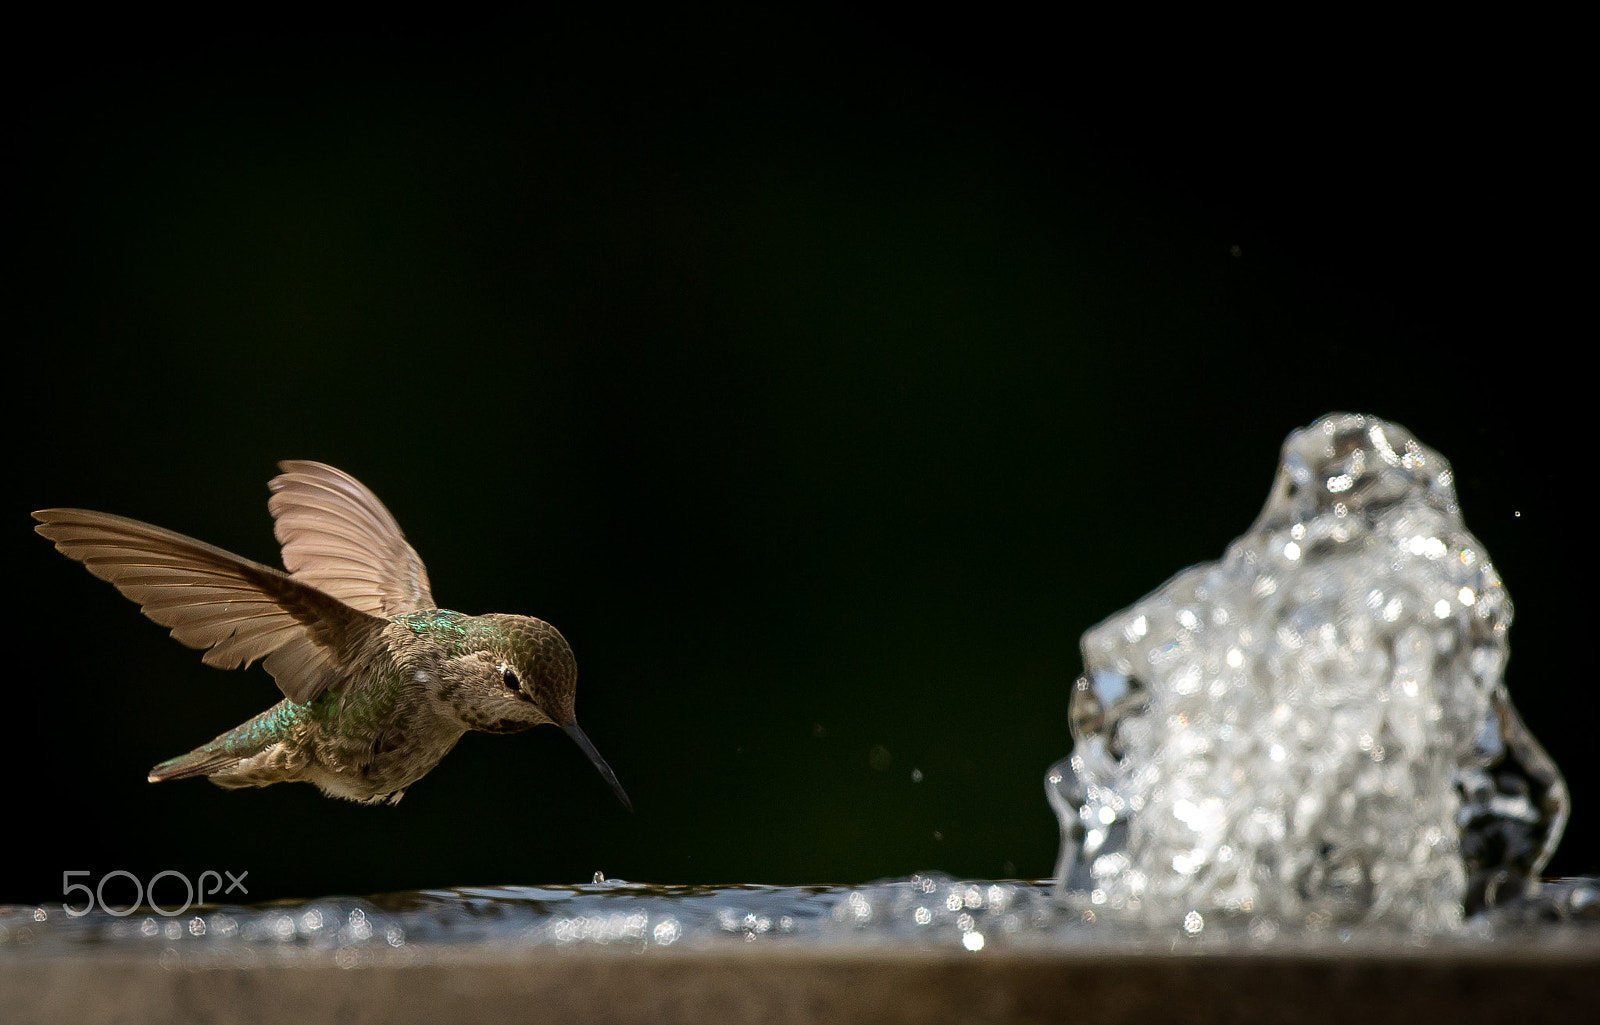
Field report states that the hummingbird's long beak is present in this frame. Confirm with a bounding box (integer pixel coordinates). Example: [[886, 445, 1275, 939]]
[[564, 724, 633, 812]]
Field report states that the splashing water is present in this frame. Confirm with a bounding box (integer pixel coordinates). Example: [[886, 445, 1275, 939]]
[[1047, 413, 1569, 935]]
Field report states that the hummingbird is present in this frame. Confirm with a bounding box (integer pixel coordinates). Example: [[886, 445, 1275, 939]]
[[33, 461, 631, 810]]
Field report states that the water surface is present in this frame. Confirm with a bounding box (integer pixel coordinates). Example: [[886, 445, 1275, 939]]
[[4, 874, 1595, 967]]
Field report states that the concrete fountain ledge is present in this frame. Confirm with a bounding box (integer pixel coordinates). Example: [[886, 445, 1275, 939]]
[[5, 934, 1599, 1025]]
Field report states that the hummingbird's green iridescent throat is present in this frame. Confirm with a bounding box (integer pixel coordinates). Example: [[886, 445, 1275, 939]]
[[34, 461, 632, 810]]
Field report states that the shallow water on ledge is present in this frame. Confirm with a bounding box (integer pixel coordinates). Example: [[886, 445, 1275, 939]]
[[4, 874, 1597, 964]]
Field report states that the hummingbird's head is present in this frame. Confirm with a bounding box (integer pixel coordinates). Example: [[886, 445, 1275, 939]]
[[442, 614, 631, 810]]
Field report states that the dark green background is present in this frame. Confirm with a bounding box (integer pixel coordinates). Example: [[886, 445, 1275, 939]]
[[8, 25, 1592, 906]]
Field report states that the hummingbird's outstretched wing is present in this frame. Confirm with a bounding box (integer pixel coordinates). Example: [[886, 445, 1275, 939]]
[[267, 461, 435, 616], [33, 509, 388, 705]]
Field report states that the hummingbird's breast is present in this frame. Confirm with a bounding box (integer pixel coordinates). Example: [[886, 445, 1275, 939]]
[[297, 664, 465, 801]]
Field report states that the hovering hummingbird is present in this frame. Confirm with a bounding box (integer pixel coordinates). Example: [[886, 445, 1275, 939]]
[[33, 461, 631, 809]]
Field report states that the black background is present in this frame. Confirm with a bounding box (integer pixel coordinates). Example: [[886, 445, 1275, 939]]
[[7, 22, 1592, 907]]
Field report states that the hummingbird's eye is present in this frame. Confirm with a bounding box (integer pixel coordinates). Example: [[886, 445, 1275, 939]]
[[501, 664, 523, 693]]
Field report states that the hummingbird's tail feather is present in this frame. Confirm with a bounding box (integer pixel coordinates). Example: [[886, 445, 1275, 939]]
[[148, 748, 245, 783], [147, 701, 313, 788]]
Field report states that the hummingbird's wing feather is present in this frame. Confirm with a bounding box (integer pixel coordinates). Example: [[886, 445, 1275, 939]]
[[33, 509, 389, 705], [267, 461, 435, 616]]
